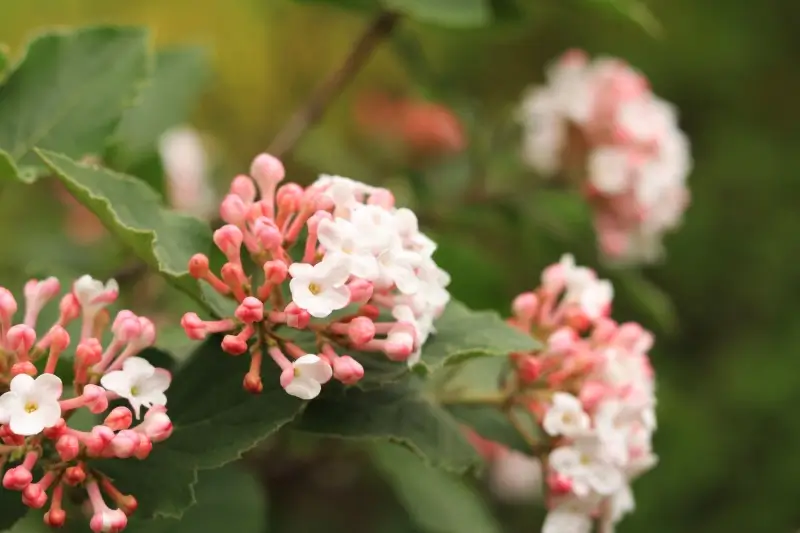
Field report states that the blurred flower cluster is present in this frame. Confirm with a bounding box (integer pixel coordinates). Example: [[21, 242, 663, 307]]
[[518, 50, 692, 264]]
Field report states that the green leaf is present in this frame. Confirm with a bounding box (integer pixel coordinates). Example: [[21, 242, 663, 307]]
[[291, 0, 380, 9], [0, 26, 150, 182], [446, 404, 530, 455], [382, 0, 491, 27], [295, 376, 479, 472], [370, 443, 502, 533], [583, 0, 662, 37], [110, 46, 211, 173], [36, 150, 228, 316], [124, 465, 266, 533], [415, 300, 539, 373], [0, 44, 9, 79], [0, 465, 28, 531], [101, 335, 303, 519]]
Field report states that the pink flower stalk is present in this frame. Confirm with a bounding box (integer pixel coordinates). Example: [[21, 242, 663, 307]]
[[519, 50, 692, 263], [182, 153, 452, 399]]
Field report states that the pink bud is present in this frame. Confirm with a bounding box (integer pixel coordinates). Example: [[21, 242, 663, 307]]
[[91, 425, 115, 446], [142, 409, 173, 442], [42, 419, 67, 440], [547, 327, 578, 354], [110, 430, 140, 458], [11, 361, 37, 377], [76, 339, 103, 367], [220, 194, 248, 226], [180, 312, 207, 340], [284, 303, 310, 329], [44, 508, 66, 528], [367, 188, 395, 208], [332, 356, 364, 385], [230, 175, 257, 203], [111, 311, 141, 343], [276, 183, 303, 213], [546, 472, 573, 495], [263, 260, 288, 284], [235, 297, 264, 323], [56, 434, 80, 461], [243, 372, 263, 394], [7, 324, 36, 353], [25, 277, 61, 304], [48, 325, 70, 351], [221, 334, 248, 355], [384, 323, 417, 361], [90, 509, 127, 533], [512, 292, 538, 321], [517, 356, 542, 383], [347, 279, 373, 304], [3, 466, 32, 490], [188, 253, 211, 279], [348, 317, 376, 345], [213, 225, 244, 261], [105, 407, 133, 431], [306, 210, 332, 234], [136, 317, 156, 347], [279, 367, 295, 389], [135, 434, 153, 459], [579, 381, 610, 411], [0, 288, 17, 321], [64, 465, 86, 486], [82, 385, 109, 414], [252, 217, 283, 250], [58, 293, 80, 323], [22, 484, 47, 508], [250, 153, 285, 196]]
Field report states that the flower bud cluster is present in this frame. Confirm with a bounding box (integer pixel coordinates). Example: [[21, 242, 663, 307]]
[[501, 255, 657, 532], [182, 153, 450, 399], [0, 276, 173, 532], [518, 50, 692, 263]]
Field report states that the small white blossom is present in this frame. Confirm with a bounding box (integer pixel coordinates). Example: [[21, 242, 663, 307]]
[[543, 392, 591, 437], [289, 256, 351, 318], [73, 275, 119, 317], [549, 443, 624, 497], [316, 217, 379, 279], [588, 147, 631, 195], [284, 354, 333, 400], [101, 357, 170, 418], [0, 374, 62, 436], [542, 509, 592, 533]]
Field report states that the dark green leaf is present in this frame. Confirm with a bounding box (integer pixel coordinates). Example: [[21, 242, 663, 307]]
[[36, 150, 229, 316], [370, 443, 502, 533], [0, 26, 149, 182], [102, 335, 303, 518], [415, 300, 539, 373], [446, 404, 530, 455], [383, 0, 491, 27], [583, 0, 662, 36], [0, 44, 9, 79], [110, 46, 211, 173], [291, 0, 380, 9], [124, 464, 266, 533], [295, 376, 479, 472]]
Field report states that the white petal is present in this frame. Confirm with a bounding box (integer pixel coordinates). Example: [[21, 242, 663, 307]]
[[10, 410, 45, 436], [289, 279, 317, 312], [0, 392, 21, 424], [319, 285, 350, 314], [32, 373, 63, 402], [390, 265, 420, 294], [316, 218, 343, 250], [288, 262, 314, 280], [141, 391, 167, 409], [284, 376, 322, 400], [294, 354, 333, 384], [316, 255, 351, 286], [349, 253, 379, 280], [100, 371, 133, 398], [33, 401, 61, 430], [9, 374, 35, 395], [122, 357, 156, 380], [142, 368, 172, 395]]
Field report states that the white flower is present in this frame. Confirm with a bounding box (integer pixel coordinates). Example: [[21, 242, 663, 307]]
[[316, 175, 377, 218], [549, 443, 624, 497], [101, 357, 170, 418], [394, 208, 437, 257], [610, 483, 636, 522], [283, 354, 333, 400], [0, 374, 62, 436], [588, 147, 631, 195], [542, 509, 592, 533], [543, 392, 591, 437], [489, 450, 543, 503], [376, 244, 420, 294], [561, 266, 613, 320], [289, 256, 351, 318], [316, 217, 379, 279], [349, 204, 398, 255], [159, 127, 214, 218], [73, 275, 119, 316]]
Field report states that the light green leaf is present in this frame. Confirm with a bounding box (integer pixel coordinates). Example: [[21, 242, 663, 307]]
[[295, 376, 479, 472], [110, 46, 211, 172], [291, 0, 380, 9], [0, 26, 150, 182], [0, 44, 9, 79], [415, 300, 539, 373], [36, 150, 228, 316], [102, 335, 303, 518], [124, 465, 266, 533], [370, 443, 502, 533], [383, 0, 491, 27]]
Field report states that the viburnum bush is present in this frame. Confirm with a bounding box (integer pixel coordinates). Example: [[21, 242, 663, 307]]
[[0, 3, 687, 533]]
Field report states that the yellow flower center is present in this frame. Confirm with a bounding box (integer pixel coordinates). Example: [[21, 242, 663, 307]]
[[130, 386, 140, 396], [561, 412, 575, 425], [579, 453, 592, 465], [308, 282, 322, 295], [24, 401, 38, 414]]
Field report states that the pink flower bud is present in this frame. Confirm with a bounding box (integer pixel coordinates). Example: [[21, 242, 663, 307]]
[[110, 430, 140, 458], [11, 361, 37, 377], [579, 381, 610, 411], [91, 425, 115, 446], [230, 175, 257, 203], [22, 484, 47, 508], [222, 335, 248, 355], [111, 311, 141, 342], [250, 153, 285, 196], [284, 303, 310, 329], [7, 324, 36, 353], [220, 194, 248, 226], [142, 410, 173, 442], [263, 260, 288, 284], [512, 292, 538, 321], [90, 509, 127, 533], [188, 253, 211, 279], [180, 312, 207, 340], [48, 325, 70, 352], [279, 367, 295, 389], [58, 293, 80, 323], [213, 225, 244, 261], [105, 407, 133, 431], [306, 210, 332, 234], [82, 385, 109, 414], [76, 339, 103, 367], [517, 356, 542, 383], [235, 297, 264, 323], [384, 323, 417, 361], [252, 217, 283, 250], [24, 277, 61, 305], [3, 466, 32, 490], [547, 327, 578, 354], [137, 317, 156, 347], [42, 419, 67, 440], [276, 183, 303, 213], [348, 317, 376, 345], [332, 356, 364, 385], [44, 509, 66, 528], [243, 372, 263, 394], [56, 434, 80, 461], [546, 472, 573, 495], [0, 287, 17, 322], [367, 188, 395, 208], [64, 465, 86, 486], [135, 434, 153, 459], [347, 279, 373, 304]]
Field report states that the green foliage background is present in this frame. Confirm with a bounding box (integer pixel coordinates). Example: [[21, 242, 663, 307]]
[[2, 0, 799, 532]]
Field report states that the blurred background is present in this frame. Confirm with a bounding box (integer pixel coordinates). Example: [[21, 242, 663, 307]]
[[2, 0, 800, 532]]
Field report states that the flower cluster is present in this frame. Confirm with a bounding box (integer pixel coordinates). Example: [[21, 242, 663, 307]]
[[0, 275, 173, 532], [503, 255, 657, 532], [181, 153, 450, 399], [518, 49, 692, 263]]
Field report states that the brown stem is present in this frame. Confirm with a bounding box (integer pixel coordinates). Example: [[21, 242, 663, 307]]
[[267, 10, 400, 159]]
